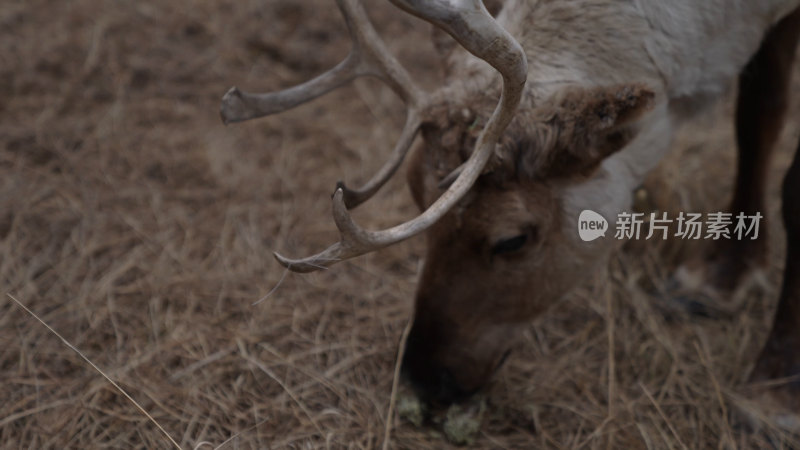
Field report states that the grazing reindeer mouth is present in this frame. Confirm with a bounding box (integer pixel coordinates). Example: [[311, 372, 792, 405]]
[[400, 348, 512, 407], [401, 363, 480, 406], [400, 317, 515, 406]]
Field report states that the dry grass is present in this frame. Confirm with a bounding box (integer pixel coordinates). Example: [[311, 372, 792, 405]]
[[2, 1, 800, 448]]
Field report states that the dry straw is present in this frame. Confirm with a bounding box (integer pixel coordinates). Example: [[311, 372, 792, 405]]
[[2, 0, 800, 448]]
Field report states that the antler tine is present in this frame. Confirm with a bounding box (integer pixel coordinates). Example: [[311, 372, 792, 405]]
[[220, 0, 424, 124], [337, 110, 420, 209], [275, 0, 528, 273]]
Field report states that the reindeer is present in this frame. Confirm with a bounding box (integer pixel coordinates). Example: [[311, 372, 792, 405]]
[[221, 0, 800, 409]]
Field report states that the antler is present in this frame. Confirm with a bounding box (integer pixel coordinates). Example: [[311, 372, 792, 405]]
[[221, 0, 425, 209], [266, 0, 528, 272]]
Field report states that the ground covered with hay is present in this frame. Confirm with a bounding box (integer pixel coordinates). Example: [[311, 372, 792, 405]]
[[2, 1, 800, 448]]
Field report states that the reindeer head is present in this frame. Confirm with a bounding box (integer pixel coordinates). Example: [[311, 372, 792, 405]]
[[221, 0, 654, 405], [402, 85, 654, 403]]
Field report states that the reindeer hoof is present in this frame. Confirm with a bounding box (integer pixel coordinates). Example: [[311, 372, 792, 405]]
[[655, 258, 768, 320], [650, 265, 734, 320], [732, 384, 800, 434]]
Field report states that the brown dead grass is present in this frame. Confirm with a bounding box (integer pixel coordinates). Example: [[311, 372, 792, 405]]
[[2, 1, 800, 448]]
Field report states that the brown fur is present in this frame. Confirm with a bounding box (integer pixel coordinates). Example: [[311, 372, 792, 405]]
[[502, 84, 655, 180]]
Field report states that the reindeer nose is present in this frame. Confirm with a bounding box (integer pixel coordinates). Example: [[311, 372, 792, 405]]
[[401, 330, 477, 405], [401, 360, 473, 405]]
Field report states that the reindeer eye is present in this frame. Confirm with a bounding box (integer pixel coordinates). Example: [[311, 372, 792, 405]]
[[491, 234, 528, 255]]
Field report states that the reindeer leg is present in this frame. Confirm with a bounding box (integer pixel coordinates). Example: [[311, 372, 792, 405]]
[[748, 136, 800, 407], [664, 10, 800, 318], [706, 8, 800, 292]]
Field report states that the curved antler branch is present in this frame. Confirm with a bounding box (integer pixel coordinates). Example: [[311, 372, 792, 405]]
[[220, 56, 359, 125], [222, 0, 427, 208], [337, 110, 422, 209], [275, 0, 528, 272], [221, 0, 424, 124]]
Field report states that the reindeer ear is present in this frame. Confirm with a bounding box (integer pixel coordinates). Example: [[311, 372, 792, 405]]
[[517, 84, 656, 179]]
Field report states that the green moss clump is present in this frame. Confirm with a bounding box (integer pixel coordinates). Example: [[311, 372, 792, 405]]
[[442, 399, 486, 445], [397, 392, 426, 427]]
